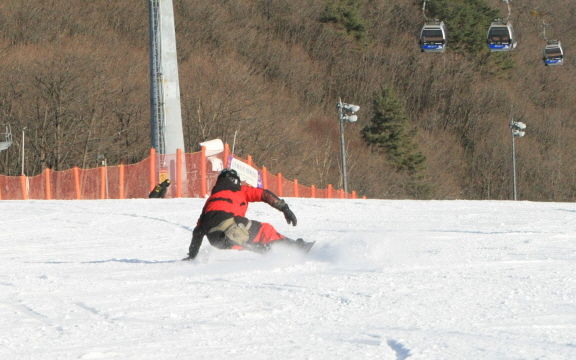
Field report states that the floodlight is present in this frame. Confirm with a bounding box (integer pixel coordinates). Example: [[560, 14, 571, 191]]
[[343, 115, 358, 123], [512, 130, 525, 137], [343, 104, 360, 113], [513, 122, 526, 130]]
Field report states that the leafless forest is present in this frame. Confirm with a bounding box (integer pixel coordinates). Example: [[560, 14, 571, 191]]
[[0, 0, 575, 200]]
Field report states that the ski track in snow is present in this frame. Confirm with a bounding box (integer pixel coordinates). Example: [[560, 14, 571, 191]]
[[386, 339, 411, 360], [1, 198, 576, 359]]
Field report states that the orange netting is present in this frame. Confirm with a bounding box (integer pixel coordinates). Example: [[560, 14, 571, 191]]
[[124, 158, 152, 199], [0, 175, 25, 200], [0, 146, 360, 200]]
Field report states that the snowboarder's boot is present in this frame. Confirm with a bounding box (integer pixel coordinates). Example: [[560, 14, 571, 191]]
[[274, 238, 315, 253]]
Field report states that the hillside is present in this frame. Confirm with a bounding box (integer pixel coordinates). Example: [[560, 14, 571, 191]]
[[0, 0, 575, 200]]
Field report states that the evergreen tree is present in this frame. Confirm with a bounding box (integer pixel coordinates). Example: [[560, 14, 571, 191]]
[[362, 87, 426, 174], [427, 0, 499, 55], [319, 0, 366, 41]]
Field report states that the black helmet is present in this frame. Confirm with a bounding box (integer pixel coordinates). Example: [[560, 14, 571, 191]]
[[218, 168, 240, 185]]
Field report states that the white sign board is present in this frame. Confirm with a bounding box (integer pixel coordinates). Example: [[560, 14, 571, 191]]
[[229, 157, 261, 188], [199, 139, 224, 156], [200, 139, 224, 171]]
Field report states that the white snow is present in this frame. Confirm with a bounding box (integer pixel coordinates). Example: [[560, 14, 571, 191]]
[[1, 198, 575, 359]]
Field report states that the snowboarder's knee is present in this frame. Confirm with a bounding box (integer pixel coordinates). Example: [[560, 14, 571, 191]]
[[224, 221, 251, 245]]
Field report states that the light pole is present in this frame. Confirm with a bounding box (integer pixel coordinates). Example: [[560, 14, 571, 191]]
[[510, 119, 526, 200], [98, 154, 109, 199], [337, 98, 360, 194], [21, 127, 26, 176]]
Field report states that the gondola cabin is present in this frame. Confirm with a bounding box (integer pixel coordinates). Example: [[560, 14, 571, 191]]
[[0, 124, 12, 152], [543, 40, 564, 66], [487, 20, 517, 52], [419, 21, 447, 53]]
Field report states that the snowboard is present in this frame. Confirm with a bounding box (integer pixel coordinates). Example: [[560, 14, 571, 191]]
[[182, 239, 315, 261], [294, 239, 315, 253]]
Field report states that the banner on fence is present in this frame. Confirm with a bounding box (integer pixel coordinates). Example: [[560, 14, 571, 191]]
[[229, 157, 261, 187]]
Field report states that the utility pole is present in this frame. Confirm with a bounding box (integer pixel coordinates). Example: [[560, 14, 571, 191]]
[[21, 128, 25, 176]]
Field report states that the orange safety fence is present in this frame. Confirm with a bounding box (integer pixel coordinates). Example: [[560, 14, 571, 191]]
[[0, 145, 363, 200]]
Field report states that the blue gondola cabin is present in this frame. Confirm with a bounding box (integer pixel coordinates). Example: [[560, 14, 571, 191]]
[[543, 40, 564, 66], [487, 20, 517, 52], [420, 21, 447, 53]]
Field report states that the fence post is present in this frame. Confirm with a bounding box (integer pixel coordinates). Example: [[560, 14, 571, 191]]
[[0, 176, 3, 200], [200, 146, 207, 197], [247, 155, 253, 167], [44, 168, 52, 200], [20, 175, 28, 200], [119, 164, 125, 199], [176, 148, 183, 198], [311, 185, 316, 198], [327, 184, 333, 198], [352, 190, 357, 199], [99, 166, 107, 199], [149, 148, 156, 192], [223, 143, 230, 168], [277, 173, 283, 197], [262, 166, 268, 190], [73, 167, 81, 199], [294, 179, 299, 198], [339, 188, 345, 199]]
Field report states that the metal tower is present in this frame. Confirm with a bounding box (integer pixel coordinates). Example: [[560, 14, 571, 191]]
[[148, 0, 185, 156]]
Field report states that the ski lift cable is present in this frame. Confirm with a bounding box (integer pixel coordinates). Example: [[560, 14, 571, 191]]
[[502, 0, 512, 23], [530, 8, 557, 43], [542, 20, 549, 42]]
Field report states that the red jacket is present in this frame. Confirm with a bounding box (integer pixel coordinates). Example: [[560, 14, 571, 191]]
[[197, 181, 285, 234], [202, 185, 265, 218]]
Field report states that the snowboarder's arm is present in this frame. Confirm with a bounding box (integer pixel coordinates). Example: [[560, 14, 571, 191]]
[[242, 185, 265, 202], [186, 226, 205, 260], [241, 186, 297, 226], [262, 190, 297, 226]]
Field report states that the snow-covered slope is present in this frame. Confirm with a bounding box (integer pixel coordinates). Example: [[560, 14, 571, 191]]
[[1, 198, 575, 359]]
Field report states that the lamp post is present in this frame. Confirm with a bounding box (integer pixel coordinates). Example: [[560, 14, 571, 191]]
[[21, 127, 26, 176], [97, 154, 109, 199], [337, 98, 360, 194], [510, 119, 526, 200]]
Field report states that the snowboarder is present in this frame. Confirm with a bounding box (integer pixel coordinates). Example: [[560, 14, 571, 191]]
[[149, 179, 171, 198], [183, 169, 313, 260]]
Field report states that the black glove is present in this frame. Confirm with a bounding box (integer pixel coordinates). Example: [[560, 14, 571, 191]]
[[261, 190, 297, 226], [282, 205, 297, 226]]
